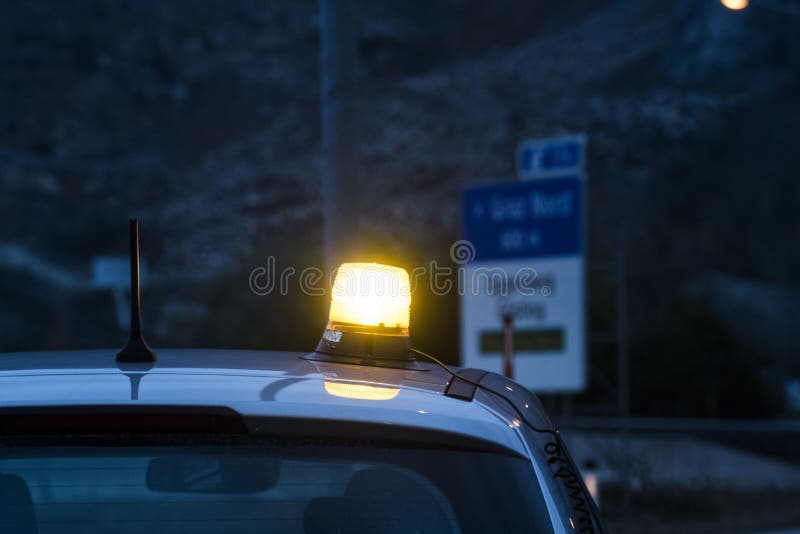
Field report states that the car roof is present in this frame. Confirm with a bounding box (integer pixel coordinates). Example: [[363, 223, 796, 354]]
[[0, 349, 533, 456]]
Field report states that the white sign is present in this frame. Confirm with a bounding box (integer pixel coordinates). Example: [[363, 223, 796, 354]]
[[91, 255, 149, 332], [460, 257, 585, 392], [92, 256, 148, 289]]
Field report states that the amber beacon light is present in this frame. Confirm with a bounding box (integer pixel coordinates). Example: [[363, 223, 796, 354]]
[[309, 263, 415, 366]]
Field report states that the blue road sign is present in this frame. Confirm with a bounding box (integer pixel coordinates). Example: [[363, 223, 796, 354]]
[[463, 176, 583, 261], [518, 134, 586, 179]]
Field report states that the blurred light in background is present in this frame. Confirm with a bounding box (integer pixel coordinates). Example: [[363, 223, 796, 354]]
[[581, 458, 601, 509], [721, 0, 749, 10]]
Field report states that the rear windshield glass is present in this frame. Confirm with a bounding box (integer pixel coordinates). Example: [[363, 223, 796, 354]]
[[0, 440, 554, 534]]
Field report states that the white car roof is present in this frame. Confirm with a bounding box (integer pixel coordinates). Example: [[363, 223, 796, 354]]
[[0, 349, 537, 457]]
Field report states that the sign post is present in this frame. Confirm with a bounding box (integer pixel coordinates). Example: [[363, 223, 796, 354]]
[[502, 314, 514, 379]]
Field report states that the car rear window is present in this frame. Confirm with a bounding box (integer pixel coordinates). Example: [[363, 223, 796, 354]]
[[0, 439, 554, 534]]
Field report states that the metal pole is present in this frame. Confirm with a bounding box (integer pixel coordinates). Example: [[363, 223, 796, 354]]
[[616, 243, 631, 511], [616, 245, 629, 417], [320, 0, 359, 273], [502, 314, 514, 379]]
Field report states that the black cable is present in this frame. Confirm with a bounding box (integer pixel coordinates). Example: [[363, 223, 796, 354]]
[[410, 347, 604, 534]]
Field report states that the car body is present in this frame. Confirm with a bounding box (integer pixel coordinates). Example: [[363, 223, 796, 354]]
[[0, 348, 604, 533]]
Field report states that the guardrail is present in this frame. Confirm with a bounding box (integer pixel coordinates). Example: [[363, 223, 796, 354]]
[[555, 416, 800, 463]]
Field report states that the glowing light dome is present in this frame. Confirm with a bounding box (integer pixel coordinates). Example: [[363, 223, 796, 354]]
[[328, 263, 411, 333]]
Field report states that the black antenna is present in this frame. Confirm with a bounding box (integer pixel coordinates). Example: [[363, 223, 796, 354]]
[[116, 219, 157, 363]]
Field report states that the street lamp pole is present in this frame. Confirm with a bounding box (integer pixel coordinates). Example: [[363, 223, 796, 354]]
[[320, 0, 360, 273]]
